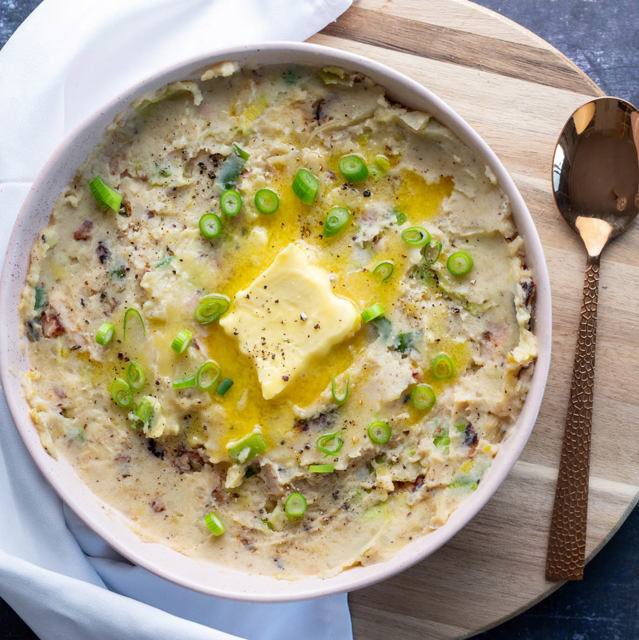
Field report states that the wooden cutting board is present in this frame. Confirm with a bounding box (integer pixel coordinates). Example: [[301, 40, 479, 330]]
[[309, 1, 639, 637]]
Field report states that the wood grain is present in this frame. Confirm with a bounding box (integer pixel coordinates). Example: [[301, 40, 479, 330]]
[[309, 0, 639, 637]]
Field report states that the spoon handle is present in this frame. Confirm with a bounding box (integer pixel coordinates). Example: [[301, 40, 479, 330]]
[[546, 254, 600, 580]]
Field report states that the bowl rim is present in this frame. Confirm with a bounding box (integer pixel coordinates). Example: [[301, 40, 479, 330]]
[[0, 40, 552, 602]]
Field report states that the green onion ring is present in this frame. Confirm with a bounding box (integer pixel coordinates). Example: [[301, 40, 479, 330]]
[[423, 240, 443, 265], [338, 155, 369, 183], [95, 321, 115, 346], [194, 293, 230, 324], [372, 260, 394, 282], [254, 188, 280, 214], [204, 512, 226, 536], [126, 360, 146, 391], [170, 329, 193, 354], [199, 213, 222, 239], [361, 302, 385, 323], [331, 376, 350, 404], [172, 374, 197, 389], [123, 308, 146, 340], [285, 492, 307, 520], [196, 360, 221, 390], [401, 226, 431, 247], [431, 353, 455, 380], [89, 176, 122, 212], [220, 189, 242, 216], [132, 396, 154, 427], [447, 251, 474, 276], [316, 432, 344, 456], [410, 384, 436, 411], [323, 206, 351, 238], [110, 378, 132, 408], [292, 168, 320, 205], [367, 420, 391, 445], [227, 429, 267, 464]]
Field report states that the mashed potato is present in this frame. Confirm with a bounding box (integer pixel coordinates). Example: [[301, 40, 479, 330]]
[[19, 63, 536, 578]]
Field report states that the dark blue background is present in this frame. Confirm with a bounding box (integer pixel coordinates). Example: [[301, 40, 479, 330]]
[[1, 1, 638, 638]]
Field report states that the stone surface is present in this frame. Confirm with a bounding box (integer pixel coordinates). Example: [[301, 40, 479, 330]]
[[0, 1, 637, 639]]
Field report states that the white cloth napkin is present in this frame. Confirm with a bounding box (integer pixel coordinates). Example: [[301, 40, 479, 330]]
[[0, 1, 354, 639]]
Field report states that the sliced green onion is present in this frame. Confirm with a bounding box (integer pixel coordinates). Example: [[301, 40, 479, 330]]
[[370, 315, 392, 341], [372, 260, 394, 282], [431, 353, 455, 380], [126, 360, 146, 391], [233, 143, 250, 161], [433, 428, 450, 448], [196, 360, 221, 390], [323, 206, 350, 237], [110, 378, 132, 408], [172, 374, 197, 389], [215, 143, 249, 191], [34, 285, 47, 310], [449, 477, 479, 490], [227, 428, 267, 464], [89, 176, 122, 212], [216, 377, 234, 396], [447, 251, 473, 275], [374, 154, 390, 173], [204, 512, 226, 536], [401, 226, 431, 247], [316, 432, 344, 456], [95, 321, 115, 346], [394, 208, 407, 225], [194, 293, 230, 324], [309, 464, 334, 473], [282, 68, 299, 84], [292, 168, 320, 204], [410, 384, 436, 411], [220, 189, 242, 216], [331, 376, 349, 404], [123, 308, 146, 340], [254, 188, 280, 214], [155, 254, 173, 269], [395, 331, 420, 354], [368, 420, 391, 445], [455, 421, 468, 433], [369, 154, 391, 180], [199, 213, 222, 239], [285, 492, 307, 520], [361, 302, 385, 323], [131, 396, 154, 427], [338, 155, 368, 183], [170, 329, 193, 354], [423, 240, 442, 265], [319, 66, 347, 85]]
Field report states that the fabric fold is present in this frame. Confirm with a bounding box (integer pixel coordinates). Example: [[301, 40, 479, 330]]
[[0, 1, 354, 639]]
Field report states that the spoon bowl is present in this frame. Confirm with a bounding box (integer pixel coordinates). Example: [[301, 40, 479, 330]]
[[552, 98, 639, 254], [546, 97, 639, 581]]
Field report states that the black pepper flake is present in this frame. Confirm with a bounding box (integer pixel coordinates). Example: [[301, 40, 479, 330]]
[[363, 189, 371, 197]]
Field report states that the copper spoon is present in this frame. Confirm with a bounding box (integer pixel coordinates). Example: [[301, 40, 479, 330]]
[[546, 97, 639, 580]]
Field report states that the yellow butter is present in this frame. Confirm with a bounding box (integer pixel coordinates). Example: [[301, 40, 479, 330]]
[[220, 241, 360, 399]]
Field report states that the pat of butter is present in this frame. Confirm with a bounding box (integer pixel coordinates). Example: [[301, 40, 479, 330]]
[[220, 242, 360, 399]]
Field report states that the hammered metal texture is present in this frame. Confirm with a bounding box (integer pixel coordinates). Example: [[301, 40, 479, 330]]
[[546, 256, 600, 580]]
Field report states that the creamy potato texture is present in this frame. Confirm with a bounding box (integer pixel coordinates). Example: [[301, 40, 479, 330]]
[[19, 63, 537, 578]]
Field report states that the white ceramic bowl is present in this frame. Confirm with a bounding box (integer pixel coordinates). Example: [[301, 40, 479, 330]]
[[0, 42, 551, 602]]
